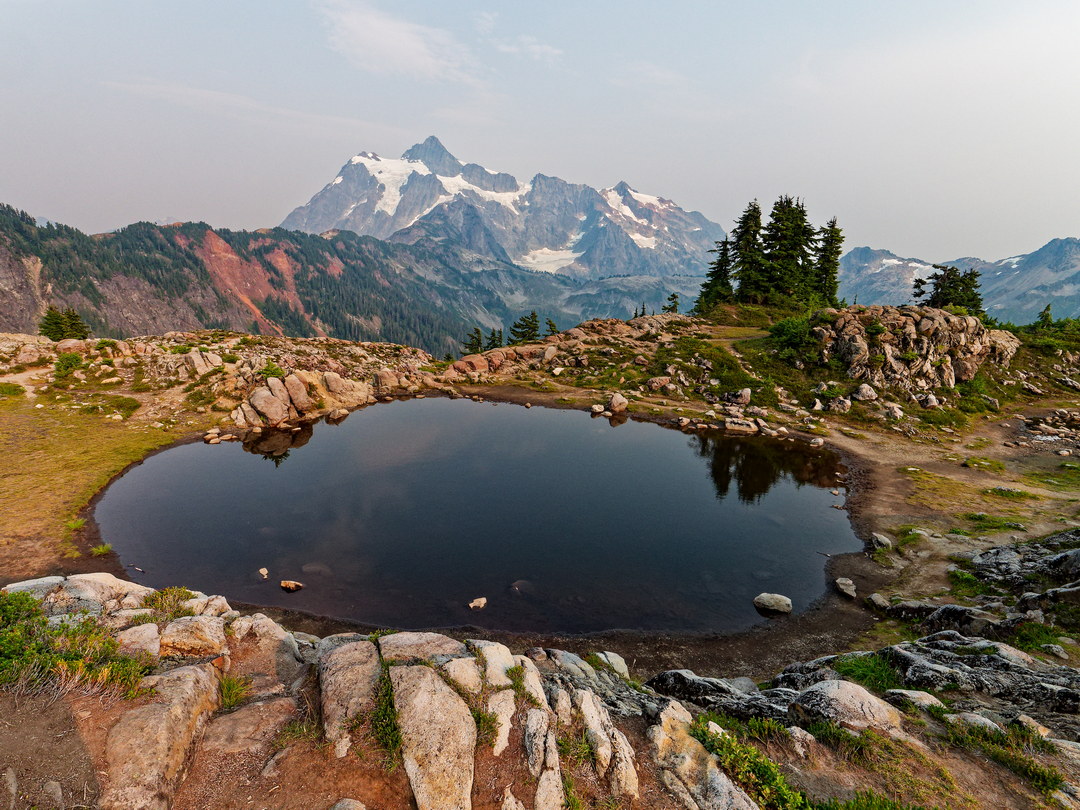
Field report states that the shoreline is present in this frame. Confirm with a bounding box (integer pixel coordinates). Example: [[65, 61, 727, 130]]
[[77, 386, 894, 680]]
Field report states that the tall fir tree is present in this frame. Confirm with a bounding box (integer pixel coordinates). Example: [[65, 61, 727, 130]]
[[544, 318, 559, 337], [729, 201, 769, 303], [814, 217, 844, 306], [662, 292, 680, 313], [696, 238, 734, 312], [761, 196, 816, 301]]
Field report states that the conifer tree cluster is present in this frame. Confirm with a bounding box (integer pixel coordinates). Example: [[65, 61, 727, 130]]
[[913, 265, 984, 316], [460, 312, 559, 356], [38, 305, 90, 341], [696, 197, 843, 311]]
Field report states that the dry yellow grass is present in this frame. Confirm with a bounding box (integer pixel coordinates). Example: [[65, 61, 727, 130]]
[[0, 396, 189, 576]]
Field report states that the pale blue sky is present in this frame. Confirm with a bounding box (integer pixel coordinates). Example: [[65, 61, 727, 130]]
[[2, 0, 1078, 260]]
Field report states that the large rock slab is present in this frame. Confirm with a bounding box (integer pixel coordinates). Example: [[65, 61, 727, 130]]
[[469, 639, 515, 687], [574, 688, 638, 798], [99, 663, 222, 810], [390, 664, 476, 810], [159, 615, 227, 658], [788, 679, 903, 732], [201, 697, 298, 755], [319, 640, 380, 758], [378, 631, 467, 662], [117, 622, 160, 658], [42, 573, 154, 617], [648, 700, 757, 810], [1, 575, 64, 600]]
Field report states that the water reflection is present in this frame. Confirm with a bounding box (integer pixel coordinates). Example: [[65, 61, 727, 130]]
[[98, 399, 860, 633], [689, 434, 844, 504]]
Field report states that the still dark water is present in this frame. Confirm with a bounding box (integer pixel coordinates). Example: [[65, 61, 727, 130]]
[[95, 398, 860, 634]]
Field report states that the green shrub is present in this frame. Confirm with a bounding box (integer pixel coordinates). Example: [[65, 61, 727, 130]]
[[471, 707, 498, 746], [0, 591, 149, 697], [0, 382, 25, 398], [140, 586, 196, 621], [768, 316, 821, 364], [258, 361, 286, 379], [220, 353, 240, 364], [947, 570, 994, 597], [557, 731, 596, 766], [984, 486, 1037, 500], [53, 353, 83, 378], [104, 395, 141, 419], [95, 339, 117, 350]]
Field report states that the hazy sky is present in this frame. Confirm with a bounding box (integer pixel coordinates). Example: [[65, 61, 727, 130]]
[[2, 0, 1078, 261]]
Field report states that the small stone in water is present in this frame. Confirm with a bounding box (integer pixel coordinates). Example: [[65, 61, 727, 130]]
[[258, 567, 269, 580], [280, 580, 304, 593], [469, 597, 487, 610]]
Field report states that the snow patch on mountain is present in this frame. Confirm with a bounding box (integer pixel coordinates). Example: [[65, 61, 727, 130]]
[[518, 247, 584, 273]]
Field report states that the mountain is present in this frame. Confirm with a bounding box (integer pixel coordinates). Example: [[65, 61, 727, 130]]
[[0, 204, 703, 355], [282, 136, 725, 281], [838, 239, 1080, 324]]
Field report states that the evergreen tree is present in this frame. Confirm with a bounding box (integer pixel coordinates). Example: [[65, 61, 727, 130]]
[[1036, 304, 1054, 329], [913, 265, 984, 315], [38, 305, 66, 341], [662, 292, 680, 313], [729, 200, 769, 303], [484, 328, 504, 350], [508, 311, 540, 344], [61, 309, 90, 339], [814, 217, 844, 306], [544, 318, 559, 337], [697, 238, 734, 312], [761, 196, 816, 301], [462, 327, 483, 355]]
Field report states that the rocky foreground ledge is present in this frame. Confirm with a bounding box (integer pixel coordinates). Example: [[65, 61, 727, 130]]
[[7, 535, 1080, 810]]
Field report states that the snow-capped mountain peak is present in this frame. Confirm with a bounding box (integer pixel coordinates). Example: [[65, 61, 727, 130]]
[[281, 138, 725, 281]]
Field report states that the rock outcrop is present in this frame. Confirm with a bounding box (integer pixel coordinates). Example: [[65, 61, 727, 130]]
[[809, 305, 1021, 391]]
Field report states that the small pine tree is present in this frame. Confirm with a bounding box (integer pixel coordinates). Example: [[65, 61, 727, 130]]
[[484, 328, 504, 350], [38, 305, 66, 341], [662, 292, 680, 313], [1036, 303, 1054, 329], [462, 327, 483, 355], [814, 217, 844, 306], [508, 311, 540, 344], [697, 238, 734, 312], [544, 318, 559, 337]]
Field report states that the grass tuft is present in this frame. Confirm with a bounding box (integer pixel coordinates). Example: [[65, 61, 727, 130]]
[[218, 674, 253, 711], [832, 654, 904, 693]]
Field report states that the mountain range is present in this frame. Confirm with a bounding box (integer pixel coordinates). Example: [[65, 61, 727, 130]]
[[0, 205, 703, 355], [839, 239, 1080, 323], [282, 136, 724, 281]]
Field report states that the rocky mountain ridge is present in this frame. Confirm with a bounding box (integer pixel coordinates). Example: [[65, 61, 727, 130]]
[[0, 205, 702, 356], [839, 239, 1080, 324], [281, 136, 725, 282]]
